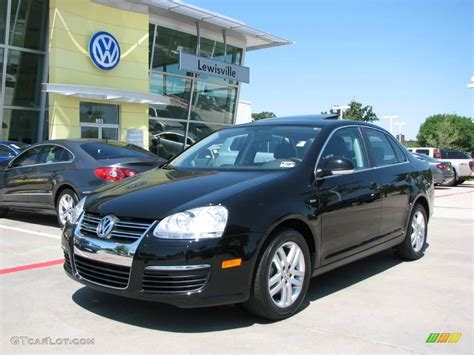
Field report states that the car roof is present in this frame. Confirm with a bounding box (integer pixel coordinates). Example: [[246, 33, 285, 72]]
[[30, 139, 125, 148], [236, 115, 386, 130]]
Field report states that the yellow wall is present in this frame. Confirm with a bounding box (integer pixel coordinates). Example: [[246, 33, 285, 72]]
[[48, 0, 149, 147]]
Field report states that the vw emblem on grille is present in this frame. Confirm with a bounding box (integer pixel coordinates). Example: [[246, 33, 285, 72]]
[[96, 215, 117, 239], [89, 31, 121, 70]]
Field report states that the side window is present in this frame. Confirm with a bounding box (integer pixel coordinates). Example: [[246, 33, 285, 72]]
[[387, 135, 407, 162], [0, 145, 14, 158], [39, 145, 72, 164], [10, 147, 43, 168], [319, 127, 368, 170], [415, 149, 429, 156], [364, 129, 398, 167]]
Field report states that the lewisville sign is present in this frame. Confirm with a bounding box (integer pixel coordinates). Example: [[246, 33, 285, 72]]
[[179, 51, 250, 83]]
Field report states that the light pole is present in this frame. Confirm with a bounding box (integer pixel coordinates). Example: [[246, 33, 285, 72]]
[[393, 122, 407, 142], [468, 76, 474, 88], [332, 105, 350, 120], [383, 115, 400, 134]]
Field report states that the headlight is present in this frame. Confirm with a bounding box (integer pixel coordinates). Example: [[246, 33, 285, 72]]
[[153, 206, 228, 240], [70, 197, 86, 225]]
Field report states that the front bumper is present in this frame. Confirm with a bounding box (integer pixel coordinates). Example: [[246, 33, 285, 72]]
[[62, 222, 260, 308]]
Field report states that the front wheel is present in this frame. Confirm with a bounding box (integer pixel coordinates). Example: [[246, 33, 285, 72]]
[[56, 189, 78, 227], [394, 204, 428, 260], [243, 229, 311, 320]]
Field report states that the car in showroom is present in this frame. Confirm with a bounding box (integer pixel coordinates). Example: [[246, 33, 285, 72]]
[[0, 140, 166, 227], [62, 115, 434, 320], [0, 141, 29, 165], [411, 152, 454, 185]]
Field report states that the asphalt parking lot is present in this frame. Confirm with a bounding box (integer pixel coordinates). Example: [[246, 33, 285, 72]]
[[0, 185, 472, 354]]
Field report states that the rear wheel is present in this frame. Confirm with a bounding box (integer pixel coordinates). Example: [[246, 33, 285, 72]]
[[56, 189, 78, 227], [243, 229, 311, 320], [394, 204, 427, 260]]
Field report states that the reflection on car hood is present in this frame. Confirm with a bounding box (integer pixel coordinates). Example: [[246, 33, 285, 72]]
[[85, 168, 287, 220]]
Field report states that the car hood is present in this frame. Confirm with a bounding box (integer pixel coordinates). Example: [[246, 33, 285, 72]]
[[85, 168, 287, 220]]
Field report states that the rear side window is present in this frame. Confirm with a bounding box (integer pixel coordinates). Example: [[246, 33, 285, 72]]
[[364, 128, 398, 167], [81, 142, 155, 160], [387, 135, 407, 162], [39, 145, 73, 164]]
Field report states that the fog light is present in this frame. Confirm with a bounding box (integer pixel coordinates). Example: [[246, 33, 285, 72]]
[[221, 258, 242, 269]]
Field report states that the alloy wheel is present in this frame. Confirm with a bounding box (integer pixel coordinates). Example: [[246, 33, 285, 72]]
[[58, 194, 76, 226], [268, 241, 305, 308], [410, 210, 426, 252]]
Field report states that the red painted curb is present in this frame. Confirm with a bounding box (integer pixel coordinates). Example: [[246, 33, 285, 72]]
[[0, 259, 64, 275]]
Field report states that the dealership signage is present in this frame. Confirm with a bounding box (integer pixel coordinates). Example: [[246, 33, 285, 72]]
[[89, 31, 121, 70], [179, 51, 250, 83]]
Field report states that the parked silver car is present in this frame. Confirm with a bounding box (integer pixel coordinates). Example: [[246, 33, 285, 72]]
[[411, 152, 454, 185]]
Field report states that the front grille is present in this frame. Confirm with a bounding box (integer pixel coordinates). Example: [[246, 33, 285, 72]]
[[142, 268, 209, 294], [74, 255, 130, 289], [78, 213, 154, 243], [64, 251, 71, 271]]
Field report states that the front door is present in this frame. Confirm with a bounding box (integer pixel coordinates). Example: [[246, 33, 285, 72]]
[[80, 102, 119, 140], [315, 127, 382, 264]]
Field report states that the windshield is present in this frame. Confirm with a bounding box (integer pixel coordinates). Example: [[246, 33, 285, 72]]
[[169, 125, 321, 170], [81, 142, 156, 160]]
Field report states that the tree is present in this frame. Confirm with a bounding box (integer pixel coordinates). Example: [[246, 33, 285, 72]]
[[322, 100, 378, 122], [417, 114, 474, 151], [252, 111, 276, 121]]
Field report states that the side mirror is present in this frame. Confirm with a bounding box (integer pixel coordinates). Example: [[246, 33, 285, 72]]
[[316, 157, 355, 178]]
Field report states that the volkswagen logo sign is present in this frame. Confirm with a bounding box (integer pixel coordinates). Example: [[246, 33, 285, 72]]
[[96, 215, 117, 239], [88, 31, 121, 70]]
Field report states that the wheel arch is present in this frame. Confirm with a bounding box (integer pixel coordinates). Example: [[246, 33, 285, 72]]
[[54, 183, 80, 208]]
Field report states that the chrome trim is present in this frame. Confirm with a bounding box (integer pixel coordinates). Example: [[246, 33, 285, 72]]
[[144, 264, 211, 271], [314, 125, 410, 180], [6, 192, 53, 196], [6, 143, 76, 170], [73, 213, 155, 268]]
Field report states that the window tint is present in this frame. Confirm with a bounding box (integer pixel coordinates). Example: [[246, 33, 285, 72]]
[[10, 146, 42, 167], [0, 145, 13, 158], [387, 135, 407, 162], [365, 129, 398, 166], [39, 145, 72, 164], [319, 127, 368, 170], [415, 149, 430, 156], [440, 150, 469, 159], [81, 142, 155, 160]]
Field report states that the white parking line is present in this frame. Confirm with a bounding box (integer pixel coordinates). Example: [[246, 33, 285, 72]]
[[0, 224, 61, 240]]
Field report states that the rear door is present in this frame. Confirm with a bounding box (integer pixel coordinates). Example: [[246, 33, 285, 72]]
[[362, 128, 412, 240], [316, 127, 382, 263]]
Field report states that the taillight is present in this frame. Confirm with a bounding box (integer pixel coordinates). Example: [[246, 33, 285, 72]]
[[94, 167, 138, 182], [436, 163, 448, 170]]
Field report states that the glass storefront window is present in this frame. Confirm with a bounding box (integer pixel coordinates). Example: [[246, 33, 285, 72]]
[[197, 40, 243, 85], [80, 102, 119, 140], [2, 109, 39, 144], [191, 81, 237, 125], [5, 49, 43, 107], [0, 48, 3, 97], [9, 0, 48, 51], [0, 0, 6, 44], [151, 26, 197, 75]]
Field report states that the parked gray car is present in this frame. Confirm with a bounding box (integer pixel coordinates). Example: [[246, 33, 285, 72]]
[[412, 152, 454, 185], [0, 140, 166, 226]]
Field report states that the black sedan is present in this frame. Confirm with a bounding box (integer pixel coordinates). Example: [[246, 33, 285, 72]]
[[0, 140, 165, 226], [62, 116, 434, 320]]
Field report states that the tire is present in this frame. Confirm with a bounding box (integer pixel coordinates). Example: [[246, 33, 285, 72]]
[[56, 188, 78, 228], [243, 228, 311, 320], [394, 204, 428, 261], [447, 170, 457, 186], [456, 179, 465, 185], [0, 208, 8, 218]]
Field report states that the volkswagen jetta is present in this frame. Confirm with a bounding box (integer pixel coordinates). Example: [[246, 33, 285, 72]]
[[62, 115, 434, 320]]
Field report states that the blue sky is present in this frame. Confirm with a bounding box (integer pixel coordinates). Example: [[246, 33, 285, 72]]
[[191, 0, 473, 139]]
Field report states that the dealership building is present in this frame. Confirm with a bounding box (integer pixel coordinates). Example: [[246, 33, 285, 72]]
[[0, 0, 291, 155]]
